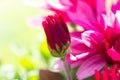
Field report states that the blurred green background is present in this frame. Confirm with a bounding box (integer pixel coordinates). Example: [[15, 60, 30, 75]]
[[0, 0, 52, 80]]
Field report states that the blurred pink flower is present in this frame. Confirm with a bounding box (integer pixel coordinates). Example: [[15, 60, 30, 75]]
[[94, 64, 120, 80], [25, 0, 106, 29], [26, 0, 120, 31]]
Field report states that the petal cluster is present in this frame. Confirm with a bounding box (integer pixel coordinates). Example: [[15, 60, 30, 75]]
[[95, 64, 120, 80]]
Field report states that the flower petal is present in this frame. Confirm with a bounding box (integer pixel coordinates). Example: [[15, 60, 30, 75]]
[[23, 0, 48, 8], [107, 48, 120, 61], [77, 55, 106, 80], [82, 30, 104, 49], [67, 0, 96, 30], [71, 37, 92, 55], [52, 58, 82, 71], [47, 0, 69, 10], [52, 60, 63, 70], [27, 16, 45, 28], [59, 0, 73, 7], [102, 12, 115, 28], [66, 52, 89, 64], [96, 0, 105, 15], [112, 0, 120, 13], [94, 70, 101, 80], [115, 10, 120, 25]]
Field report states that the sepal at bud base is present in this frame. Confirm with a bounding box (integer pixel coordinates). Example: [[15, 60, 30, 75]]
[[49, 41, 70, 57]]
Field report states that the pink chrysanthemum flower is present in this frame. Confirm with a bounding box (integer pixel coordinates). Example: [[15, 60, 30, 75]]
[[65, 10, 120, 80], [25, 0, 106, 29], [94, 64, 120, 80]]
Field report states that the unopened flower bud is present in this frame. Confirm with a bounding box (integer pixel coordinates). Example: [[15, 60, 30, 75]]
[[42, 14, 71, 57]]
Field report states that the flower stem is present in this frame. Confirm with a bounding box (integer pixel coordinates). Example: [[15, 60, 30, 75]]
[[62, 60, 72, 80]]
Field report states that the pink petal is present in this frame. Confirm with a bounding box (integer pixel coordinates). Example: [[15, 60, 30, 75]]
[[81, 30, 104, 49], [104, 26, 117, 44], [115, 10, 120, 25], [59, 0, 73, 6], [52, 58, 82, 71], [23, 0, 48, 8], [52, 60, 63, 70], [77, 54, 106, 80], [65, 54, 84, 68], [70, 32, 92, 53], [27, 16, 45, 28], [98, 13, 105, 28], [66, 52, 89, 64], [47, 0, 69, 10], [107, 48, 120, 61], [114, 10, 120, 33], [71, 36, 82, 46], [112, 0, 120, 13], [70, 60, 82, 68], [94, 70, 101, 80], [75, 1, 96, 21], [70, 32, 82, 40], [102, 71, 108, 80], [67, 0, 96, 30], [71, 37, 92, 55], [96, 0, 105, 15], [102, 12, 115, 28], [82, 0, 96, 10], [111, 64, 118, 80]]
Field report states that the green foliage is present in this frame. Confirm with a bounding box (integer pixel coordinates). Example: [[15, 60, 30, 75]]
[[19, 57, 36, 71], [71, 67, 78, 80], [85, 76, 94, 80], [14, 71, 22, 80]]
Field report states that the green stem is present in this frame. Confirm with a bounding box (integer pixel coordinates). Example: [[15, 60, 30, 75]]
[[62, 59, 72, 80]]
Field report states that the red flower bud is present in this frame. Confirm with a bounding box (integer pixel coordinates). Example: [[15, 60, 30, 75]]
[[42, 14, 70, 57]]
